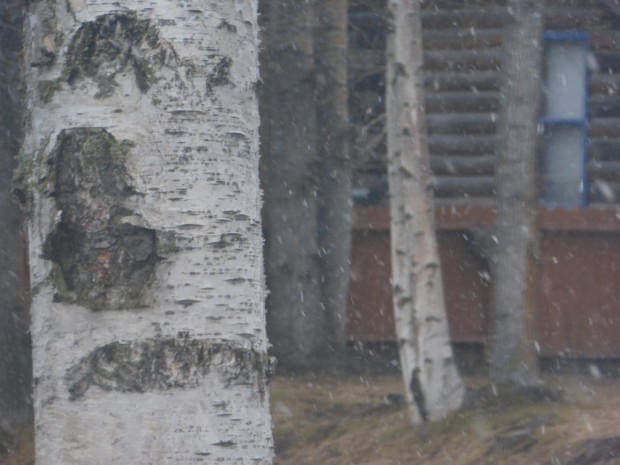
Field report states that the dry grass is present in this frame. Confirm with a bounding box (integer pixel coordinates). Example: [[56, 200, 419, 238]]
[[0, 425, 33, 465], [270, 372, 620, 465], [3, 372, 620, 465]]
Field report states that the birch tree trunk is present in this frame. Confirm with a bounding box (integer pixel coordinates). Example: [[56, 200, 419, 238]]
[[386, 0, 464, 425], [490, 0, 544, 387], [20, 2, 272, 463], [315, 0, 352, 354], [264, 0, 326, 368]]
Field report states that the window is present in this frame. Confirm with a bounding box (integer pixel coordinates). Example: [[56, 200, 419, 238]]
[[540, 32, 589, 207]]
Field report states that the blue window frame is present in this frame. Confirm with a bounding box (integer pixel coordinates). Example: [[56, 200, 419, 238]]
[[540, 31, 589, 207]]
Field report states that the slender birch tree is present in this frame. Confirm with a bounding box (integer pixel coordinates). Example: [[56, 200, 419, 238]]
[[386, 0, 464, 424], [490, 0, 544, 387], [20, 1, 272, 463]]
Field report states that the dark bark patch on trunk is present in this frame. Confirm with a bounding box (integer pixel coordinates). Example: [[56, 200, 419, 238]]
[[66, 339, 269, 400], [62, 13, 176, 98], [42, 128, 159, 310], [223, 132, 251, 158], [409, 367, 429, 422], [206, 55, 232, 92]]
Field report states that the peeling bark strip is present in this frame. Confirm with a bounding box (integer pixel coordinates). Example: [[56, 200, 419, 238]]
[[43, 128, 158, 310], [66, 339, 269, 400], [64, 13, 175, 97]]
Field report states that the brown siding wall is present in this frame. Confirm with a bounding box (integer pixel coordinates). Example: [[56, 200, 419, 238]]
[[348, 230, 490, 343], [538, 233, 620, 357], [349, 206, 620, 359], [348, 231, 394, 341]]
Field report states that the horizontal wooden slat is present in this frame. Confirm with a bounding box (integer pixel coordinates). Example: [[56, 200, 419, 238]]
[[425, 71, 501, 91], [590, 73, 620, 96], [422, 9, 505, 29], [423, 28, 503, 50], [426, 91, 500, 113], [350, 49, 504, 79], [422, 7, 606, 30], [424, 49, 502, 72], [589, 95, 620, 118], [588, 138, 620, 161], [589, 160, 620, 180], [544, 7, 608, 29], [431, 155, 496, 176], [421, 0, 508, 8], [589, 179, 620, 203], [428, 135, 497, 155], [433, 175, 495, 198], [593, 52, 620, 73], [590, 31, 620, 52], [427, 113, 498, 134], [589, 118, 620, 138]]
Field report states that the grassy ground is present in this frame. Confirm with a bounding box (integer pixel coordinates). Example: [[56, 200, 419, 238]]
[[0, 425, 33, 465], [270, 371, 620, 465], [3, 368, 620, 465]]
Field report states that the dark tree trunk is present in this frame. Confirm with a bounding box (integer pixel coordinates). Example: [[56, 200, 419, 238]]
[[264, 0, 326, 368], [315, 0, 352, 353], [0, 0, 32, 431], [490, 0, 545, 386]]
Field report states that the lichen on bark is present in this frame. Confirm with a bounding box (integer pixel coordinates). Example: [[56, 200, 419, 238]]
[[42, 128, 159, 310], [65, 338, 269, 400], [62, 13, 176, 98]]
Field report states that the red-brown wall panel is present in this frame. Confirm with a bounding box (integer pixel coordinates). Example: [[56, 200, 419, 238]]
[[349, 206, 620, 358]]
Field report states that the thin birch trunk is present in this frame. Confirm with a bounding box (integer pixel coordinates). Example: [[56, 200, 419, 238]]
[[21, 1, 272, 463], [490, 0, 544, 387], [386, 0, 464, 425]]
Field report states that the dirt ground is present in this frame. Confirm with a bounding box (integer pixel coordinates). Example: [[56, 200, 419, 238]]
[[3, 368, 620, 465], [270, 371, 620, 465]]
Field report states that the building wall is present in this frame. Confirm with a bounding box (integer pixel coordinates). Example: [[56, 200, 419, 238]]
[[349, 206, 620, 359], [349, 0, 620, 204]]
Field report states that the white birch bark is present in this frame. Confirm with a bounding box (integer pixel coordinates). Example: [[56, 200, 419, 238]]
[[386, 0, 464, 425], [21, 1, 272, 464]]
